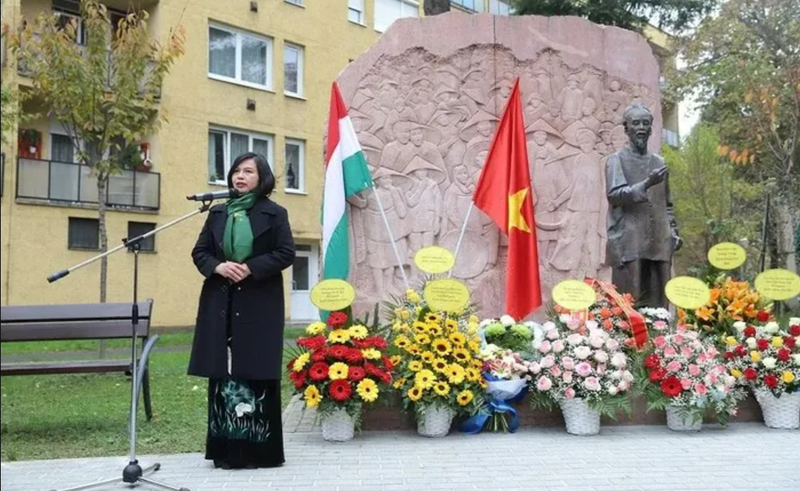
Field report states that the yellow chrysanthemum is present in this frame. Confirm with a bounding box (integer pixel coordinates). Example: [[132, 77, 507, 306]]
[[406, 344, 421, 356], [415, 333, 432, 346], [413, 321, 429, 334], [446, 364, 466, 384], [349, 324, 369, 340], [293, 353, 310, 372], [426, 313, 441, 323], [467, 325, 478, 336], [361, 348, 382, 360], [329, 362, 349, 380], [730, 368, 743, 379], [427, 325, 443, 337], [452, 348, 471, 362], [392, 321, 404, 332], [329, 329, 350, 344], [394, 335, 411, 349], [408, 360, 424, 372], [772, 337, 784, 348], [468, 339, 481, 353], [390, 355, 402, 366], [406, 289, 421, 304], [468, 315, 479, 324], [305, 322, 326, 336], [465, 367, 482, 382], [414, 369, 435, 390], [393, 377, 407, 389], [457, 390, 474, 406], [304, 385, 321, 408], [357, 378, 380, 403], [782, 371, 795, 384], [420, 351, 436, 363], [432, 357, 449, 373], [750, 351, 762, 363], [449, 332, 467, 346], [433, 381, 451, 397], [408, 386, 423, 402], [433, 338, 452, 356]]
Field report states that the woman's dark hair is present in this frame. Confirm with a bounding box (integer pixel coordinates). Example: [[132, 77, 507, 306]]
[[227, 152, 275, 198]]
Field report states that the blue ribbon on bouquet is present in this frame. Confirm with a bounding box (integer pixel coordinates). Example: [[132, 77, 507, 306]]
[[459, 374, 528, 435]]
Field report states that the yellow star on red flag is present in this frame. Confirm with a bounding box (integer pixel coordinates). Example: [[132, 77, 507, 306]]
[[508, 187, 531, 233]]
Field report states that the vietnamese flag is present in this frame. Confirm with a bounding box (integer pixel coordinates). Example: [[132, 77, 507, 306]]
[[473, 78, 542, 320]]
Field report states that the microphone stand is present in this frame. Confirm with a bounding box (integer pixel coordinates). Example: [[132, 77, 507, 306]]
[[47, 200, 217, 491]]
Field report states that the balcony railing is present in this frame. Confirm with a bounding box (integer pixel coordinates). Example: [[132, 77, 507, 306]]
[[16, 157, 160, 210]]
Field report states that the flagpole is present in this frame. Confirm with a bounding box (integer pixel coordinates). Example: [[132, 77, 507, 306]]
[[449, 201, 475, 278], [370, 185, 410, 290]]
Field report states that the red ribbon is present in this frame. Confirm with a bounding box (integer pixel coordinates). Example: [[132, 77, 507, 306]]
[[584, 277, 648, 350]]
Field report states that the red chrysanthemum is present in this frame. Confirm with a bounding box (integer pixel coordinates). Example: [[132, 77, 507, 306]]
[[764, 374, 779, 389], [309, 362, 329, 382], [348, 366, 366, 382], [757, 339, 770, 351], [784, 337, 796, 349], [644, 353, 661, 369], [777, 349, 791, 362], [660, 376, 683, 397], [790, 325, 800, 337], [743, 326, 757, 338], [329, 345, 349, 359], [364, 362, 382, 378], [326, 311, 348, 328], [286, 358, 296, 371], [297, 335, 326, 351], [352, 339, 371, 349], [756, 311, 770, 322], [311, 348, 328, 362], [365, 337, 388, 350], [329, 379, 353, 402], [743, 367, 758, 381], [649, 368, 667, 382], [378, 371, 392, 384], [289, 370, 306, 389], [381, 355, 394, 371], [344, 348, 364, 364]]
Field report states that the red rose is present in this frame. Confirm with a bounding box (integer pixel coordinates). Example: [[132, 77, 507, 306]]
[[344, 348, 364, 364], [348, 366, 366, 382], [743, 368, 758, 381], [297, 335, 326, 351], [660, 376, 683, 397], [743, 326, 757, 338], [790, 325, 800, 337], [311, 348, 328, 362], [309, 362, 329, 382], [764, 374, 779, 389], [644, 353, 661, 369], [649, 368, 667, 382], [734, 345, 747, 357], [724, 352, 735, 360], [784, 337, 796, 349], [329, 345, 349, 359], [777, 349, 791, 362], [329, 379, 353, 402], [756, 311, 770, 322], [382, 355, 394, 371], [326, 311, 348, 328], [757, 339, 770, 351]]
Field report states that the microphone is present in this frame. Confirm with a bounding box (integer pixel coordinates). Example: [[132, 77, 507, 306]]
[[186, 189, 239, 201]]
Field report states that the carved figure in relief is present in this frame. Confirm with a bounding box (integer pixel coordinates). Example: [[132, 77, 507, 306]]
[[404, 157, 445, 261], [430, 109, 468, 178], [403, 125, 446, 174], [558, 73, 584, 124], [379, 122, 412, 172]]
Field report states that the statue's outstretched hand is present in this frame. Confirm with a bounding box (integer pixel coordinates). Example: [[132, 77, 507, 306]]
[[646, 166, 668, 188]]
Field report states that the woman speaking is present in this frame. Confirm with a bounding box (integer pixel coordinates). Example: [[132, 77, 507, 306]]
[[188, 152, 295, 469]]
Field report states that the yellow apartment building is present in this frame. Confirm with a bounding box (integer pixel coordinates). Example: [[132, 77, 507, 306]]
[[0, 0, 677, 327]]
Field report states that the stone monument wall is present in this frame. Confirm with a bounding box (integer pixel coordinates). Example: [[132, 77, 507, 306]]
[[337, 14, 663, 319]]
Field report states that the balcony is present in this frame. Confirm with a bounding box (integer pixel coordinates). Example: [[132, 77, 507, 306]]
[[16, 157, 160, 210]]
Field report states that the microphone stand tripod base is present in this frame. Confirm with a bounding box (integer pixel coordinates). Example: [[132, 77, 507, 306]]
[[51, 462, 189, 491]]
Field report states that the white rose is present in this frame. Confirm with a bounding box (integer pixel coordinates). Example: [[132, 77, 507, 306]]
[[792, 354, 800, 366], [607, 386, 619, 396], [479, 318, 494, 328], [733, 321, 747, 332], [567, 333, 584, 346], [559, 314, 572, 324], [542, 321, 556, 331], [746, 338, 757, 349], [610, 353, 627, 368], [762, 357, 777, 369], [605, 339, 620, 351], [529, 361, 542, 374], [790, 317, 800, 327], [531, 339, 543, 350], [764, 322, 779, 333], [574, 346, 592, 360], [585, 320, 599, 330], [594, 350, 609, 363], [622, 370, 635, 382], [590, 336, 606, 349], [500, 315, 515, 327], [552, 340, 565, 353], [610, 370, 623, 380], [546, 329, 560, 340]]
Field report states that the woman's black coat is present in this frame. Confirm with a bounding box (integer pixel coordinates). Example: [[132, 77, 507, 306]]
[[188, 198, 296, 380]]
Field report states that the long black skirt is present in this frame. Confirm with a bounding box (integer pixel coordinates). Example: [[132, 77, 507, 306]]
[[206, 377, 284, 468]]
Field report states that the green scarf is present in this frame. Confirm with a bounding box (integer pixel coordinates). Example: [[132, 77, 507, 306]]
[[223, 193, 258, 263]]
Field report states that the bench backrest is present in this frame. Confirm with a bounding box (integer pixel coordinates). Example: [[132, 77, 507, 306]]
[[0, 300, 154, 342]]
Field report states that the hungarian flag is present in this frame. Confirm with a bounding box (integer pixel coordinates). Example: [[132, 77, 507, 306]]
[[323, 82, 373, 280], [473, 78, 542, 319]]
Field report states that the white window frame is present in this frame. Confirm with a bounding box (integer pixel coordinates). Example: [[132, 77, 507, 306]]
[[348, 0, 365, 25], [374, 0, 419, 33], [54, 9, 86, 45], [284, 138, 305, 194], [208, 22, 273, 91], [208, 126, 275, 186], [284, 0, 304, 6], [283, 43, 304, 98]]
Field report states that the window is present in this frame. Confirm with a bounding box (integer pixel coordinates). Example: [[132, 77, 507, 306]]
[[208, 23, 273, 90], [489, 0, 511, 15], [375, 0, 419, 33], [208, 126, 273, 184], [51, 133, 76, 163], [283, 43, 304, 97], [348, 0, 365, 24], [127, 221, 156, 252], [53, 1, 86, 45], [285, 0, 304, 5], [451, 0, 484, 12], [68, 217, 99, 250], [284, 139, 305, 193], [662, 128, 680, 148]]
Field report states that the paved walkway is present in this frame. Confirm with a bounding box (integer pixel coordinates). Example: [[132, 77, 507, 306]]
[[1, 422, 796, 491]]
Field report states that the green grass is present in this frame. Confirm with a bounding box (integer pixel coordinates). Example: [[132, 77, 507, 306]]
[[0, 348, 296, 462]]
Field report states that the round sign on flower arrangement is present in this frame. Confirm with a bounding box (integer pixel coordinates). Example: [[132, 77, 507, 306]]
[[310, 279, 356, 311], [665, 276, 711, 310], [708, 242, 747, 270], [423, 278, 470, 313], [552, 280, 595, 311], [414, 246, 455, 274], [754, 269, 800, 301]]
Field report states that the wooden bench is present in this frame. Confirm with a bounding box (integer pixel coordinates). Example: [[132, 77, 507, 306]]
[[1, 300, 156, 420]]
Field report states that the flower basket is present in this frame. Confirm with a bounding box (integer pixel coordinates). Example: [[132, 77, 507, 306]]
[[754, 389, 800, 430], [559, 397, 600, 436], [417, 405, 454, 437], [665, 404, 702, 431], [321, 408, 356, 442]]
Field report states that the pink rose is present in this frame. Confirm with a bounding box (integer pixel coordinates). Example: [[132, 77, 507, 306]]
[[654, 336, 667, 349], [597, 364, 607, 375], [552, 340, 566, 353], [549, 365, 562, 377], [561, 357, 576, 371], [680, 378, 692, 390], [539, 340, 552, 354], [673, 334, 685, 345], [706, 346, 719, 358], [574, 346, 592, 360], [562, 371, 574, 383], [663, 346, 678, 358], [680, 346, 694, 359], [529, 361, 542, 374], [590, 336, 605, 348], [575, 362, 593, 377], [618, 380, 631, 391], [653, 320, 668, 331], [567, 334, 583, 346], [688, 364, 701, 377], [583, 377, 601, 391], [605, 339, 620, 351], [586, 320, 599, 330], [546, 329, 560, 340], [564, 388, 576, 399], [667, 361, 683, 373], [540, 355, 555, 369], [707, 374, 719, 384], [594, 350, 609, 363], [694, 383, 707, 396], [536, 376, 553, 391], [566, 318, 581, 330]]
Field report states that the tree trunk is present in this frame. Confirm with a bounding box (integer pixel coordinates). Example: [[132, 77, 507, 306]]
[[97, 175, 109, 359], [424, 0, 451, 15], [773, 194, 798, 274]]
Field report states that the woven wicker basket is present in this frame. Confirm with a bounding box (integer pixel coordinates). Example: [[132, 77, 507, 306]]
[[321, 408, 355, 442], [559, 398, 600, 436], [754, 389, 800, 430], [417, 406, 454, 438], [665, 405, 702, 432]]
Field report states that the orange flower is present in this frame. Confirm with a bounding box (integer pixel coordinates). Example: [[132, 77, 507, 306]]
[[600, 308, 612, 319], [709, 288, 721, 305], [612, 307, 623, 316], [603, 319, 614, 330], [696, 305, 715, 322]]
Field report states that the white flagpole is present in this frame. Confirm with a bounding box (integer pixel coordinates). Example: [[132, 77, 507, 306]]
[[370, 185, 410, 290], [449, 201, 475, 278]]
